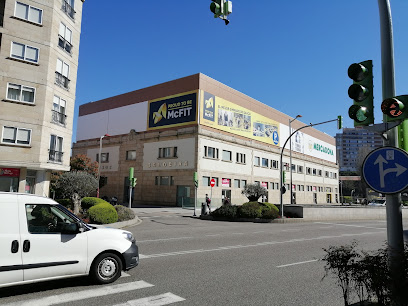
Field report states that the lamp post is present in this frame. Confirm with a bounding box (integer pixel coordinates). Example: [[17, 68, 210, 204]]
[[289, 115, 302, 205], [97, 134, 110, 198]]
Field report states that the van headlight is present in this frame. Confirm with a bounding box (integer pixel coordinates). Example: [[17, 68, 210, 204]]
[[123, 232, 136, 243]]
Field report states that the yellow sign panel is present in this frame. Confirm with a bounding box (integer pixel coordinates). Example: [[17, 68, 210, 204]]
[[200, 91, 280, 146]]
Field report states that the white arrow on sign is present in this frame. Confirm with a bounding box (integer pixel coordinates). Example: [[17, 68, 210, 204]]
[[374, 154, 407, 188]]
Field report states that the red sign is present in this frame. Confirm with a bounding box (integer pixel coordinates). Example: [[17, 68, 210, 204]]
[[222, 178, 230, 187], [0, 168, 20, 177], [210, 179, 216, 187]]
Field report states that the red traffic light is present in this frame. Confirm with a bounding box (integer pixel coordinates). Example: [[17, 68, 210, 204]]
[[381, 98, 404, 118]]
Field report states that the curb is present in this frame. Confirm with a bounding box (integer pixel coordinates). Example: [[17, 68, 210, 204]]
[[102, 216, 143, 229]]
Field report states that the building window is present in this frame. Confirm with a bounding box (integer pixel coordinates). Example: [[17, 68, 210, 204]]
[[222, 150, 232, 162], [204, 146, 218, 159], [58, 22, 72, 54], [212, 177, 219, 187], [203, 176, 210, 186], [283, 163, 289, 171], [325, 171, 329, 178], [234, 179, 240, 188], [56, 58, 70, 89], [261, 158, 268, 168], [11, 41, 39, 63], [297, 165, 303, 173], [97, 153, 109, 163], [126, 150, 136, 160], [318, 170, 322, 176], [159, 147, 177, 158], [6, 83, 35, 103], [49, 135, 63, 162], [291, 164, 296, 172], [52, 96, 67, 126], [2, 126, 31, 145], [312, 168, 317, 176], [155, 176, 174, 186], [241, 180, 247, 188], [271, 160, 279, 169], [254, 156, 260, 167], [15, 2, 43, 24], [236, 152, 246, 164], [61, 0, 75, 19], [306, 167, 311, 175]]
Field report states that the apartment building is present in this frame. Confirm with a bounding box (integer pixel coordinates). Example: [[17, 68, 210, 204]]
[[73, 73, 339, 206], [0, 0, 84, 194]]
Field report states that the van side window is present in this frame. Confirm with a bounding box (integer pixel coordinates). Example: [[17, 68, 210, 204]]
[[26, 204, 76, 234]]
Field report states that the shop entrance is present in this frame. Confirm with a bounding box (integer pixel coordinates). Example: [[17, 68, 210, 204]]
[[222, 189, 231, 205], [177, 186, 192, 208]]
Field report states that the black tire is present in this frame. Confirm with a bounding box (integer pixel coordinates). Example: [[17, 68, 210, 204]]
[[90, 253, 122, 284]]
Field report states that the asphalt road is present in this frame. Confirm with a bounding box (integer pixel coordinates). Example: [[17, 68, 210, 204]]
[[0, 208, 404, 306]]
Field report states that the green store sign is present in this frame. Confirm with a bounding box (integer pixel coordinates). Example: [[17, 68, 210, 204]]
[[313, 143, 334, 156]]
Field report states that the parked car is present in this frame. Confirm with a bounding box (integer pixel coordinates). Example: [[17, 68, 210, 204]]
[[0, 193, 139, 289], [368, 199, 386, 206]]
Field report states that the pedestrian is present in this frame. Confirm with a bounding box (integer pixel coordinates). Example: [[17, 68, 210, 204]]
[[223, 196, 230, 206], [205, 194, 211, 213]]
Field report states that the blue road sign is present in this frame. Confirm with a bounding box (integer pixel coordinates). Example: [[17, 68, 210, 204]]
[[362, 146, 408, 194]]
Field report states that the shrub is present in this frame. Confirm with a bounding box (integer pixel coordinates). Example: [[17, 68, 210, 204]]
[[81, 197, 108, 210], [55, 199, 73, 210], [260, 202, 279, 219], [115, 205, 135, 222], [238, 201, 263, 218], [211, 205, 238, 219], [88, 202, 118, 224]]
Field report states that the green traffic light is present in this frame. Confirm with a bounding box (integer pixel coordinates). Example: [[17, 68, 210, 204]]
[[349, 105, 369, 123], [210, 0, 222, 16]]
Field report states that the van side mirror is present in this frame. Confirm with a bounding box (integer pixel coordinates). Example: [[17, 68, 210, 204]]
[[61, 223, 79, 234]]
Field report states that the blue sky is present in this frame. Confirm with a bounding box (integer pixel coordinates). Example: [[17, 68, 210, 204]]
[[73, 1, 408, 142]]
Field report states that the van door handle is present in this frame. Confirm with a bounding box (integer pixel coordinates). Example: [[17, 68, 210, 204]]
[[23, 240, 30, 252], [11, 240, 19, 253]]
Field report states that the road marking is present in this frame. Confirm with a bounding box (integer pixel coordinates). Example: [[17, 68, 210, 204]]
[[276, 259, 319, 268], [314, 222, 386, 230], [138, 236, 194, 243], [113, 293, 185, 306], [141, 232, 380, 259], [2, 281, 154, 306], [206, 234, 221, 237]]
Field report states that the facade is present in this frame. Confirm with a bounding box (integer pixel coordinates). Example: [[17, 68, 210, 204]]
[[0, 0, 84, 194], [73, 73, 339, 207], [335, 127, 383, 173]]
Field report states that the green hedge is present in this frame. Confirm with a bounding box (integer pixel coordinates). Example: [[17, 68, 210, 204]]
[[55, 199, 73, 210], [88, 202, 118, 224], [81, 197, 108, 210], [238, 201, 263, 218], [211, 202, 279, 220], [211, 205, 238, 219], [115, 205, 135, 222]]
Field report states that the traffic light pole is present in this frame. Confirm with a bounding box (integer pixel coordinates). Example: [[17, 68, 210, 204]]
[[378, 1, 405, 303], [279, 118, 338, 217]]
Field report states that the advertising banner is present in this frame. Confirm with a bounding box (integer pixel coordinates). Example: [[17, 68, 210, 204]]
[[0, 168, 20, 177], [200, 91, 280, 146], [147, 91, 198, 130]]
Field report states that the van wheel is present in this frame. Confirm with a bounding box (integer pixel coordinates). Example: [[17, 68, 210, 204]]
[[90, 253, 122, 284]]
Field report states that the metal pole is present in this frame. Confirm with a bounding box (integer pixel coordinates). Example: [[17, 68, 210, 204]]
[[289, 115, 302, 205], [378, 1, 405, 303], [129, 186, 132, 208], [96, 135, 104, 198]]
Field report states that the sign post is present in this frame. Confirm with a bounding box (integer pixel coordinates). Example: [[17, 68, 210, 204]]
[[210, 178, 215, 203], [193, 172, 198, 216]]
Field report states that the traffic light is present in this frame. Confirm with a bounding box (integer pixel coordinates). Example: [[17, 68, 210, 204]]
[[381, 95, 408, 122], [347, 60, 374, 126], [337, 115, 343, 129], [210, 0, 223, 18], [194, 172, 198, 188], [131, 177, 137, 187]]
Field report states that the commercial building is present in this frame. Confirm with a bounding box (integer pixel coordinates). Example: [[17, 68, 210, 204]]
[[73, 73, 339, 207], [0, 0, 84, 194], [335, 127, 383, 173]]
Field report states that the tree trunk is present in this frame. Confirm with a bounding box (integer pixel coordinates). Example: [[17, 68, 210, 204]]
[[71, 193, 81, 215]]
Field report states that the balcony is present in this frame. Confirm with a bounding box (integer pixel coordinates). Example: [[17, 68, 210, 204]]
[[52, 110, 67, 126], [49, 150, 63, 163], [55, 71, 70, 90], [61, 1, 75, 19]]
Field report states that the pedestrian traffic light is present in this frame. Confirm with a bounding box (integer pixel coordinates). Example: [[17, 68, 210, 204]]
[[131, 177, 137, 187], [347, 60, 374, 126], [210, 0, 223, 18], [194, 172, 198, 188], [337, 115, 343, 129], [381, 95, 408, 122]]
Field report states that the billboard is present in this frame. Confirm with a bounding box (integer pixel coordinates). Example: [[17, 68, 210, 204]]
[[147, 91, 198, 130], [200, 91, 280, 146]]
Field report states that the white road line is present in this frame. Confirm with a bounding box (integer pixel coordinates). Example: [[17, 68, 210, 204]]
[[141, 231, 380, 259], [314, 222, 386, 230], [138, 236, 194, 243], [2, 281, 154, 306], [206, 234, 221, 237], [114, 293, 185, 306], [276, 259, 319, 268]]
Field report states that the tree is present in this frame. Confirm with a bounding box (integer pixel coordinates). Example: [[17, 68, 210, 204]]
[[55, 171, 98, 214], [241, 183, 267, 202], [70, 154, 98, 177]]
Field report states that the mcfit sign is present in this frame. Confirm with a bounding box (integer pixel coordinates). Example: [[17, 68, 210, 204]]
[[147, 91, 197, 130]]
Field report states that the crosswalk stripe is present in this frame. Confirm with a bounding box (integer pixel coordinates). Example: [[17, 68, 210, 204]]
[[113, 292, 185, 306], [2, 281, 154, 306]]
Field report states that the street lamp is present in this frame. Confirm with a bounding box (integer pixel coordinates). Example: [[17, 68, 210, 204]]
[[289, 115, 302, 204], [97, 134, 110, 198]]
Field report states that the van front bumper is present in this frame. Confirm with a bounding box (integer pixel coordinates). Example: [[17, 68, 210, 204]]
[[122, 242, 139, 270]]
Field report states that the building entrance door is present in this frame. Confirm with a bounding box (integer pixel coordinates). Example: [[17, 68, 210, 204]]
[[222, 189, 231, 205], [177, 186, 191, 208]]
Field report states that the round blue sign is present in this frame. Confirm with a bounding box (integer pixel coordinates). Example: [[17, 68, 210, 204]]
[[272, 131, 279, 145], [362, 146, 408, 194]]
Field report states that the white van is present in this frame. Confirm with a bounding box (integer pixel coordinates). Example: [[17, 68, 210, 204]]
[[0, 193, 139, 288]]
